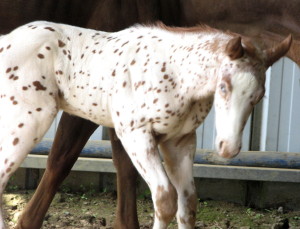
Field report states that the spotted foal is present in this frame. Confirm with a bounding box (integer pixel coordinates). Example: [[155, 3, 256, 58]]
[[0, 21, 291, 228]]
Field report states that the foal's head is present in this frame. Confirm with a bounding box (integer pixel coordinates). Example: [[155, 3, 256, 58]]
[[214, 35, 292, 158]]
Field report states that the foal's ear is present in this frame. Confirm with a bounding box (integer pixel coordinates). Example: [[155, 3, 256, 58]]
[[225, 36, 244, 60], [264, 34, 292, 67]]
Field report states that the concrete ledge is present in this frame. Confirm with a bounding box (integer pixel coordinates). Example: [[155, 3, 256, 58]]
[[20, 155, 300, 183], [193, 164, 300, 183], [20, 155, 116, 173]]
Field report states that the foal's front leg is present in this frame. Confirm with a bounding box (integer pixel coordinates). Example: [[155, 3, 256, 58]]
[[119, 128, 177, 229], [109, 128, 139, 229], [160, 132, 197, 229]]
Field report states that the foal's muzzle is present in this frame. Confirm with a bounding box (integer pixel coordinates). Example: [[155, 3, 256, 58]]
[[217, 140, 241, 159]]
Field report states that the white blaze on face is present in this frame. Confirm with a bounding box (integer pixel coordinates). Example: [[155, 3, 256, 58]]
[[214, 71, 264, 159]]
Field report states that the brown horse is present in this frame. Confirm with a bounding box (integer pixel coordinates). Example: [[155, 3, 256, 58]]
[[5, 0, 299, 229], [179, 0, 300, 65]]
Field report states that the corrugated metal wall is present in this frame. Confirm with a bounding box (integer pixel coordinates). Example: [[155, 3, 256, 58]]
[[259, 58, 300, 152], [43, 58, 300, 153]]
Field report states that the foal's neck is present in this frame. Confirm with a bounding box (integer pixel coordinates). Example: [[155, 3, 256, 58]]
[[162, 31, 228, 101]]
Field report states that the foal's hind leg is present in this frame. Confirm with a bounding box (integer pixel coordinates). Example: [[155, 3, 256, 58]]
[[0, 105, 57, 229], [160, 132, 197, 229], [16, 113, 98, 229]]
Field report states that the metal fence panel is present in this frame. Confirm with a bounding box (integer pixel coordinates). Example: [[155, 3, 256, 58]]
[[260, 58, 300, 153]]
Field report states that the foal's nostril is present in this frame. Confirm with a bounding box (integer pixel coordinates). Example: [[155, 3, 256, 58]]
[[219, 141, 224, 149]]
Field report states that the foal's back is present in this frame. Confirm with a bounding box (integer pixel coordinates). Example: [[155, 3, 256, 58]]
[[0, 21, 181, 127]]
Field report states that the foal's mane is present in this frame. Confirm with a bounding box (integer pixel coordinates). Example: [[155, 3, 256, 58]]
[[153, 21, 236, 37], [156, 21, 218, 33]]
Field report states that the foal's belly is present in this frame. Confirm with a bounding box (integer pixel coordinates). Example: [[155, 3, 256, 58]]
[[63, 106, 114, 128], [59, 93, 114, 128]]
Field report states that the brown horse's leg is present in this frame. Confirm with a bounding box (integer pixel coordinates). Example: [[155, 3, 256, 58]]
[[16, 113, 98, 229], [109, 128, 139, 229]]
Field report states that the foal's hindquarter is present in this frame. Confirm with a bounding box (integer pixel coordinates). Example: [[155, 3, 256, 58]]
[[0, 21, 287, 229]]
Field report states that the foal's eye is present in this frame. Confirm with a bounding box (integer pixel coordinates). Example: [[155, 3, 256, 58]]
[[220, 83, 227, 94]]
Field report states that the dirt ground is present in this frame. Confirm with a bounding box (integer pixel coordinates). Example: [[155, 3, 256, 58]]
[[3, 189, 300, 229]]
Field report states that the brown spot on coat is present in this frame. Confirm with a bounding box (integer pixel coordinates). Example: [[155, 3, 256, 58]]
[[44, 27, 55, 32], [32, 81, 47, 91], [58, 40, 66, 47], [186, 192, 197, 226], [13, 138, 19, 145], [161, 62, 166, 72], [155, 185, 177, 223], [121, 41, 129, 47], [137, 161, 146, 174], [37, 53, 44, 59]]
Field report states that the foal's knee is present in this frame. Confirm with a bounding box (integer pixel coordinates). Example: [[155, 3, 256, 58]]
[[155, 184, 178, 224]]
